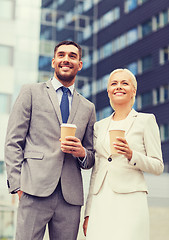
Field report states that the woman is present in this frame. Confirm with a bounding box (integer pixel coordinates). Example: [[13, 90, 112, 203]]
[[83, 69, 164, 240]]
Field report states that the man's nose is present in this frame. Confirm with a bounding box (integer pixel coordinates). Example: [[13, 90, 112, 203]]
[[63, 54, 69, 62]]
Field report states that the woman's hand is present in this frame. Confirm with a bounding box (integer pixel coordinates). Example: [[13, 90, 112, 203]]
[[113, 137, 132, 161], [83, 216, 89, 236]]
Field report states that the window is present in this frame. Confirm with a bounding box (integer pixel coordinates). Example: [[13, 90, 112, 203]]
[[163, 47, 169, 63], [57, 17, 65, 30], [153, 88, 160, 104], [126, 28, 138, 45], [0, 161, 4, 174], [164, 124, 169, 141], [164, 85, 169, 101], [126, 62, 138, 75], [103, 42, 113, 58], [83, 25, 92, 40], [141, 91, 152, 108], [142, 19, 152, 37], [0, 0, 15, 20], [0, 45, 13, 66], [102, 106, 113, 118], [82, 55, 92, 70], [162, 9, 168, 26], [0, 93, 12, 114], [141, 55, 153, 72], [83, 0, 92, 12], [39, 56, 52, 71], [125, 0, 149, 13], [114, 7, 120, 21], [154, 14, 160, 30], [0, 210, 16, 240], [125, 0, 138, 12], [40, 25, 53, 41]]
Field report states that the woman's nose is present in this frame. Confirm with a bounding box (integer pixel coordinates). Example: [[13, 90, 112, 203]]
[[116, 83, 122, 88]]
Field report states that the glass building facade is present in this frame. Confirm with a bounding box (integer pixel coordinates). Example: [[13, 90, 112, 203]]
[[39, 0, 169, 171]]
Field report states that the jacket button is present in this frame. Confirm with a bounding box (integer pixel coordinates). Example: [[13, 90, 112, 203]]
[[108, 157, 112, 162]]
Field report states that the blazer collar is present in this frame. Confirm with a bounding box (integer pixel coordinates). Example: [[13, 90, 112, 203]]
[[45, 79, 80, 125], [100, 108, 138, 156]]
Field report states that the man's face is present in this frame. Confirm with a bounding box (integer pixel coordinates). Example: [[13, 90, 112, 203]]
[[52, 45, 83, 86]]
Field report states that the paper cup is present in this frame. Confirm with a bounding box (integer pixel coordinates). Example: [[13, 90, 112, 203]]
[[109, 130, 125, 156], [61, 123, 77, 141]]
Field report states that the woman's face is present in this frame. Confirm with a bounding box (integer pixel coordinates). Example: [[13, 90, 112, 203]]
[[107, 71, 136, 107]]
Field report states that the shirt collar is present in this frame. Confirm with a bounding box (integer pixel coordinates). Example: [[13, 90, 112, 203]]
[[51, 76, 74, 95]]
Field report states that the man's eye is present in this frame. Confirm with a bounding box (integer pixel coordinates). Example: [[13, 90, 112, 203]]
[[70, 55, 76, 59]]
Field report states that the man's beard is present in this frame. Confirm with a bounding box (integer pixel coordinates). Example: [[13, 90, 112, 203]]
[[55, 67, 76, 82]]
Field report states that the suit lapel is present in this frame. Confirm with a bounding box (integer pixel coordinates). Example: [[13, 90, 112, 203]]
[[67, 89, 80, 123], [99, 115, 113, 156], [99, 109, 138, 156], [45, 81, 81, 125], [45, 80, 62, 124], [124, 109, 138, 136]]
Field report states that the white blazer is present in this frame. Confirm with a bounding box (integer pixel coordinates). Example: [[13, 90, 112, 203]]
[[85, 109, 164, 217]]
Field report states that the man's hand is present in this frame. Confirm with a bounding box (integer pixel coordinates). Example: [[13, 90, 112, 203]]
[[60, 136, 85, 158], [17, 190, 23, 200], [83, 216, 89, 236]]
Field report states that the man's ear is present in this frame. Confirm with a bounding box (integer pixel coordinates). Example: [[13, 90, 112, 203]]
[[78, 61, 83, 71], [51, 58, 55, 68]]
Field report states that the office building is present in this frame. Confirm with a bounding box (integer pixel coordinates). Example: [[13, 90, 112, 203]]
[[0, 0, 41, 238], [40, 0, 169, 172]]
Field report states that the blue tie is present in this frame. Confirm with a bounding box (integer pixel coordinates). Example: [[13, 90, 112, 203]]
[[60, 86, 69, 123]]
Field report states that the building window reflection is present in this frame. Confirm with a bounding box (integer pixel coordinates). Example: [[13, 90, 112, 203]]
[[141, 91, 152, 108], [126, 62, 138, 75], [0, 45, 13, 66], [0, 209, 15, 240], [0, 94, 12, 114], [141, 55, 153, 72], [142, 19, 152, 37], [0, 0, 15, 20], [0, 161, 4, 174]]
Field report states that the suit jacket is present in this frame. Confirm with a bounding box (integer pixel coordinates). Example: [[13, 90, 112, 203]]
[[5, 79, 96, 206], [85, 109, 164, 216]]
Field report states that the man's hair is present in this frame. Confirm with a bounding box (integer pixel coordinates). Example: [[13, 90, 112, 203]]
[[54, 40, 82, 60]]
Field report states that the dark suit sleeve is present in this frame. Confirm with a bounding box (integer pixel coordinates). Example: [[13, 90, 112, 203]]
[[79, 104, 96, 169], [5, 85, 32, 193]]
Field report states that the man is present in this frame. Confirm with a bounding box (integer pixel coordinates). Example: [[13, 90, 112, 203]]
[[5, 40, 96, 240]]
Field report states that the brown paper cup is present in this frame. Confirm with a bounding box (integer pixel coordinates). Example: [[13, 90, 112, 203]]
[[61, 124, 77, 141], [109, 130, 125, 156]]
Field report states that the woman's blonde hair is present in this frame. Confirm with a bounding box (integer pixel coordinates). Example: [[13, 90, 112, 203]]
[[107, 68, 137, 109]]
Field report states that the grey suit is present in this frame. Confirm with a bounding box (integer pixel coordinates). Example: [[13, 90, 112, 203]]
[[5, 79, 96, 239]]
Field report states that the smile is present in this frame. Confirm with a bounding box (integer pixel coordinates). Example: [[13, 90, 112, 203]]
[[114, 92, 126, 95]]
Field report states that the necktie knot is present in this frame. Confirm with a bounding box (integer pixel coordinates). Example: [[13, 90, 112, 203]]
[[61, 86, 69, 94]]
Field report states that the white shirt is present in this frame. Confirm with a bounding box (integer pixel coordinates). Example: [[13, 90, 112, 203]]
[[51, 77, 74, 111]]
